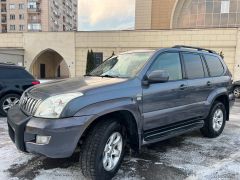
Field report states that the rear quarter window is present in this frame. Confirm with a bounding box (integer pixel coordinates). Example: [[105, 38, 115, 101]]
[[0, 67, 34, 79], [204, 55, 224, 77]]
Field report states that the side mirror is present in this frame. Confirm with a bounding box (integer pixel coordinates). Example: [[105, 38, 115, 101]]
[[146, 70, 169, 84]]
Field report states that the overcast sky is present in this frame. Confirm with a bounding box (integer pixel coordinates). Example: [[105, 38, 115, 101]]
[[78, 0, 135, 31]]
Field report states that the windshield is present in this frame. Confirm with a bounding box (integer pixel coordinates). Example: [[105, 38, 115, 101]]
[[89, 52, 153, 78]]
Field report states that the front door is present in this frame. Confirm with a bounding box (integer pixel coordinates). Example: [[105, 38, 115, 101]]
[[142, 52, 189, 131]]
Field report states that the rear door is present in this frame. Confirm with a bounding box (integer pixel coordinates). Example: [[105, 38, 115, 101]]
[[203, 54, 229, 90], [181, 52, 214, 119], [142, 51, 190, 130]]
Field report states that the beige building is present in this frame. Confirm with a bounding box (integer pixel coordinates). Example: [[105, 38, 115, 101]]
[[0, 29, 239, 80], [0, 0, 77, 33], [136, 0, 240, 30]]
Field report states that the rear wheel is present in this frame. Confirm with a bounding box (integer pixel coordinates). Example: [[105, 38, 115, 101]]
[[0, 94, 20, 116], [79, 120, 126, 180], [201, 101, 226, 138], [234, 86, 240, 98]]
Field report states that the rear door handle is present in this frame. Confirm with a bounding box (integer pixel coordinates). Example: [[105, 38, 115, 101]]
[[180, 84, 187, 90]]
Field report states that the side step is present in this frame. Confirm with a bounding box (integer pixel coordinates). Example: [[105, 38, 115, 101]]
[[143, 119, 204, 145]]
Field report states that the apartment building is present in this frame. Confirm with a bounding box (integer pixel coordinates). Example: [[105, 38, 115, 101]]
[[0, 0, 78, 33]]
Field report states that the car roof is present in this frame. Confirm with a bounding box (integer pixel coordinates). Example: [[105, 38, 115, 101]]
[[119, 46, 219, 58], [0, 63, 25, 69]]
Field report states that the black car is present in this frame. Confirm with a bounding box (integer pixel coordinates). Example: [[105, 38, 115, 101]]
[[8, 46, 235, 180], [233, 81, 240, 98], [0, 63, 39, 116]]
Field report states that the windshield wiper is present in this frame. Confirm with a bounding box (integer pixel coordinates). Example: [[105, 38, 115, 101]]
[[85, 74, 125, 78], [100, 75, 119, 78]]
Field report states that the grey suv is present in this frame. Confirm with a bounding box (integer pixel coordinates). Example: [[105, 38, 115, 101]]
[[7, 46, 235, 180]]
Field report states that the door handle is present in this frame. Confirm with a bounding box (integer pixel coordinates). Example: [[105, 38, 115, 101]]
[[207, 81, 212, 86], [180, 84, 187, 90]]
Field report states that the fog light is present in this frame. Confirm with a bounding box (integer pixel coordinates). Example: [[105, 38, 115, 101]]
[[36, 135, 51, 145]]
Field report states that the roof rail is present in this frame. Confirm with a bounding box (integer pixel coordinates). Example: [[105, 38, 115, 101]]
[[172, 45, 217, 54]]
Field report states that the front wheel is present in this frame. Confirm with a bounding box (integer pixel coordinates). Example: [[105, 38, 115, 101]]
[[234, 86, 240, 98], [201, 101, 226, 138], [79, 120, 126, 180]]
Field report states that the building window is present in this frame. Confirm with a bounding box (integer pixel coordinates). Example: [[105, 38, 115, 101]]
[[10, 25, 15, 30], [10, 14, 15, 20], [19, 3, 24, 9], [221, 0, 230, 14], [28, 2, 37, 9], [19, 14, 24, 20], [174, 0, 240, 28], [28, 23, 41, 31], [9, 4, 15, 10], [19, 25, 24, 31]]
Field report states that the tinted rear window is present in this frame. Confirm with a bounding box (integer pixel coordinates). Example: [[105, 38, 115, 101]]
[[204, 55, 224, 77], [0, 67, 34, 79], [182, 53, 205, 79]]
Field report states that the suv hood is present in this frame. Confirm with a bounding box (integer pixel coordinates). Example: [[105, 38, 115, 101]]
[[27, 77, 128, 99]]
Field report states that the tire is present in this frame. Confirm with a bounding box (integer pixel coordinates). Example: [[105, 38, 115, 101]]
[[234, 86, 240, 98], [201, 101, 226, 138], [79, 120, 126, 180], [0, 94, 20, 116]]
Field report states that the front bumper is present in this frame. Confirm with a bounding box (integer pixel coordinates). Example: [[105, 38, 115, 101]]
[[7, 105, 91, 158]]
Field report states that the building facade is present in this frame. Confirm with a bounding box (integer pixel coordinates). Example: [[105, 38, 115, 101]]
[[136, 0, 240, 30], [0, 29, 239, 80], [0, 0, 77, 33]]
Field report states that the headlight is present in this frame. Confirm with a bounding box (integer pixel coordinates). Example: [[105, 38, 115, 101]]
[[34, 93, 83, 118]]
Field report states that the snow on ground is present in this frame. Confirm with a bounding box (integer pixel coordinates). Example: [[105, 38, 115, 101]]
[[0, 100, 239, 180]]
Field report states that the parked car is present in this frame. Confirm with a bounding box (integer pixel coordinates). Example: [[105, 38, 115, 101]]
[[233, 81, 240, 98], [7, 46, 235, 180], [0, 63, 40, 116]]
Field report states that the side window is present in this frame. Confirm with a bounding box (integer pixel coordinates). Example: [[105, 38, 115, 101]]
[[149, 52, 182, 81], [182, 53, 205, 79], [0, 68, 33, 79], [15, 69, 34, 79], [204, 55, 224, 77]]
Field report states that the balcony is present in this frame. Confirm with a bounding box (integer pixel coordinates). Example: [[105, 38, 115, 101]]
[[1, 8, 7, 13], [28, 18, 41, 23], [1, 29, 7, 33], [28, 29, 42, 32], [28, 0, 41, 2], [27, 8, 41, 13], [1, 0, 6, 3], [1, 18, 7, 23]]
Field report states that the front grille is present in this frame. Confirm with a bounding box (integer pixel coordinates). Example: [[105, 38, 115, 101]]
[[20, 94, 41, 115]]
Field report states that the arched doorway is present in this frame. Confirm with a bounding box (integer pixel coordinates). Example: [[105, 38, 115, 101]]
[[30, 49, 70, 79]]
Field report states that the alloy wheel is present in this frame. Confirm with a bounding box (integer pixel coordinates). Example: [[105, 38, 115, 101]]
[[234, 87, 240, 98], [2, 97, 19, 113], [102, 132, 123, 171], [212, 108, 224, 131]]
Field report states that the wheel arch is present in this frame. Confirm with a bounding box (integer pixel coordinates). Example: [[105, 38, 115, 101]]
[[211, 93, 230, 121], [0, 90, 22, 100], [79, 109, 141, 152]]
